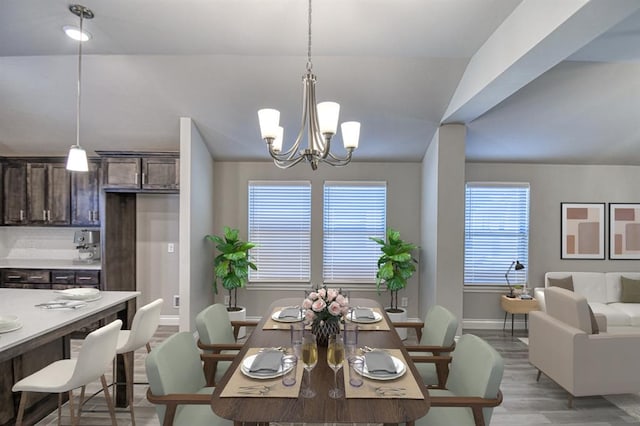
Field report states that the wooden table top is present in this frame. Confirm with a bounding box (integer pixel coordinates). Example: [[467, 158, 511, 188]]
[[500, 294, 539, 314], [210, 297, 430, 425]]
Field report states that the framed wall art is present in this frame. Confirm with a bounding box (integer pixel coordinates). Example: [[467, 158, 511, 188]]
[[561, 202, 605, 260], [609, 203, 640, 260]]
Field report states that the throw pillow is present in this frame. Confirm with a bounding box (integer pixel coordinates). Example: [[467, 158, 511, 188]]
[[620, 276, 640, 303], [587, 305, 599, 334], [548, 275, 574, 291]]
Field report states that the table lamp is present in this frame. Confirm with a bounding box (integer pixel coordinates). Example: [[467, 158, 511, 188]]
[[504, 260, 525, 298]]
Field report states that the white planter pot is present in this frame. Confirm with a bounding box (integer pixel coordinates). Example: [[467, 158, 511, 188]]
[[386, 307, 408, 340], [227, 306, 247, 339]]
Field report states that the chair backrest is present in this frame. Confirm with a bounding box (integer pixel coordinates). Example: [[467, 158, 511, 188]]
[[419, 305, 458, 348], [145, 331, 207, 423], [446, 334, 504, 425], [118, 298, 164, 353], [545, 287, 593, 333], [69, 319, 122, 388], [196, 303, 235, 346]]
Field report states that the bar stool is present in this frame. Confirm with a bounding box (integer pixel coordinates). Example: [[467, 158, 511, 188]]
[[12, 319, 122, 426]]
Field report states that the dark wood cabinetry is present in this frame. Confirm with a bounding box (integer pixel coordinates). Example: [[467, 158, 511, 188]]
[[99, 151, 179, 192], [1, 268, 100, 289], [27, 162, 71, 225], [3, 161, 28, 224], [71, 161, 101, 226]]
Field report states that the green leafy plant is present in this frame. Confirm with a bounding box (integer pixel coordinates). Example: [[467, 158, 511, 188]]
[[206, 226, 257, 311], [370, 228, 418, 312]]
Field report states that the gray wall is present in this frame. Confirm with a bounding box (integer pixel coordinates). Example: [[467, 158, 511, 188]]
[[212, 161, 422, 319], [464, 162, 640, 325]]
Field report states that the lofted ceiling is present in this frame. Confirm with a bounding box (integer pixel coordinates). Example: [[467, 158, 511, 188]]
[[2, 0, 640, 165]]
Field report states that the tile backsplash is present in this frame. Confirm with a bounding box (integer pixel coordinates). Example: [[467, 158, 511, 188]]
[[0, 227, 84, 259]]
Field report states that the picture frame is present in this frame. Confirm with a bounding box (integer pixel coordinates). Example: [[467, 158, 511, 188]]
[[609, 203, 640, 260], [561, 202, 605, 259]]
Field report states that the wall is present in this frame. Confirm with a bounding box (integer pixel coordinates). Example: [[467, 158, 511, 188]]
[[136, 194, 179, 317], [212, 161, 422, 319], [0, 227, 79, 259], [464, 162, 640, 327]]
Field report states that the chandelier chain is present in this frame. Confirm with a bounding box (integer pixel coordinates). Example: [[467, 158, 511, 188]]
[[306, 0, 313, 72]]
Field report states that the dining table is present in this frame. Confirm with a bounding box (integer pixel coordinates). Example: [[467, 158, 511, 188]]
[[210, 297, 430, 426]]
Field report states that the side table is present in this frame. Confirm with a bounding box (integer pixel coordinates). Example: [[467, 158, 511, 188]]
[[500, 295, 539, 335]]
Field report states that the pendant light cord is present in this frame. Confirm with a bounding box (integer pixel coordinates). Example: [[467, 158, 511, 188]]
[[76, 12, 84, 148], [306, 0, 313, 72]]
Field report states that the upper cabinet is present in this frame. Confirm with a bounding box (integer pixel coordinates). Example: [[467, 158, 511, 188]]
[[27, 162, 71, 225], [3, 161, 27, 225], [71, 160, 101, 226], [98, 151, 179, 193]]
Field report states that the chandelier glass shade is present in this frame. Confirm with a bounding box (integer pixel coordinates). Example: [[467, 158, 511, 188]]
[[258, 0, 360, 170], [65, 4, 93, 172]]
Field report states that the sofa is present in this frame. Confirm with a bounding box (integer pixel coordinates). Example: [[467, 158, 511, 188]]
[[529, 287, 640, 407], [534, 272, 640, 332]]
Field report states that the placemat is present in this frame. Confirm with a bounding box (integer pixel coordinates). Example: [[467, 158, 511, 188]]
[[345, 307, 391, 331], [262, 307, 304, 330], [220, 347, 303, 398], [343, 349, 424, 399]]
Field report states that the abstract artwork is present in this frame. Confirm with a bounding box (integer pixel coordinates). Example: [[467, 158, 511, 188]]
[[561, 203, 605, 259], [609, 203, 640, 260]]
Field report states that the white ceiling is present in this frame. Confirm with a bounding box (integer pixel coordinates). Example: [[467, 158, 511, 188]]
[[2, 0, 640, 165]]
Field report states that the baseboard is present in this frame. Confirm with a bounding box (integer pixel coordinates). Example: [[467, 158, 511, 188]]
[[463, 318, 529, 330], [159, 315, 180, 326]]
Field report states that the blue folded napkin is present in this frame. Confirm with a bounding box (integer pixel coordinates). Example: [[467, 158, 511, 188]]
[[364, 351, 397, 375], [249, 349, 283, 374], [354, 308, 375, 320], [278, 307, 300, 319]]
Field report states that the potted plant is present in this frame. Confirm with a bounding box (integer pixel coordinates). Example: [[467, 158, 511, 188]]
[[206, 226, 257, 337], [370, 228, 418, 339]]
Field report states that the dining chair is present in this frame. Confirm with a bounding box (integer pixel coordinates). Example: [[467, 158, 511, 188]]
[[145, 331, 232, 426], [12, 319, 123, 426], [404, 305, 458, 387], [414, 334, 504, 426], [195, 303, 258, 386]]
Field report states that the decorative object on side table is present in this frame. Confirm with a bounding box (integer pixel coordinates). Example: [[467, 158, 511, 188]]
[[302, 287, 348, 346], [504, 260, 525, 298]]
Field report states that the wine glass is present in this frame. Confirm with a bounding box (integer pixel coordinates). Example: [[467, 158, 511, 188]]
[[327, 333, 345, 398], [300, 332, 318, 398]]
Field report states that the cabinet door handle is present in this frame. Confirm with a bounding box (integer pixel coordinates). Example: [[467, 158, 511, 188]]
[[142, 173, 146, 184], [94, 211, 99, 221], [134, 172, 138, 184], [77, 277, 93, 281], [54, 276, 71, 280], [43, 210, 47, 221], [47, 210, 51, 221], [28, 276, 44, 280], [19, 210, 24, 221], [7, 275, 21, 279]]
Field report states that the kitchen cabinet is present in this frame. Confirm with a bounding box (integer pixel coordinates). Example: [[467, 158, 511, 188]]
[[3, 161, 27, 225], [1, 268, 100, 289], [27, 162, 71, 225], [71, 160, 100, 226], [99, 151, 179, 192]]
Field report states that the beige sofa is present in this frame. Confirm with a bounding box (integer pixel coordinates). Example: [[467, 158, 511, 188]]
[[529, 287, 640, 406], [534, 272, 640, 332]]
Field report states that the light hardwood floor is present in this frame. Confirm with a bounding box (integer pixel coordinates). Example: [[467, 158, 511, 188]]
[[34, 326, 640, 425]]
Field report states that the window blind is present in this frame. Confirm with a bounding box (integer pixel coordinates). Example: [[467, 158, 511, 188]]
[[323, 181, 387, 283], [464, 183, 530, 285], [248, 181, 311, 282]]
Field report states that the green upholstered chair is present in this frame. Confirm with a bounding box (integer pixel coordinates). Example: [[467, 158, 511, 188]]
[[145, 331, 232, 426], [195, 303, 258, 386], [404, 305, 458, 387], [415, 334, 504, 426]]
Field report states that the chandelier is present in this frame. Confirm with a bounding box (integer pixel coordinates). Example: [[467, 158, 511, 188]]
[[65, 4, 93, 172], [257, 0, 360, 170]]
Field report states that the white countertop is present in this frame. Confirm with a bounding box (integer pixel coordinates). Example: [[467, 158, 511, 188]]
[[0, 289, 139, 355], [0, 259, 101, 270]]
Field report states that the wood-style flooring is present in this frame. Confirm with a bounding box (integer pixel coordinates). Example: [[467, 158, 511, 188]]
[[34, 326, 640, 425]]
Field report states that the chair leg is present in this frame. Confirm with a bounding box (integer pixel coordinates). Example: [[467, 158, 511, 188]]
[[536, 369, 542, 382], [568, 393, 574, 409], [57, 392, 62, 425], [15, 392, 27, 426], [124, 351, 136, 425], [69, 389, 77, 426], [101, 374, 118, 426], [77, 385, 86, 420], [146, 342, 152, 353]]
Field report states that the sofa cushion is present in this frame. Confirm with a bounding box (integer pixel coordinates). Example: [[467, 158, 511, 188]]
[[621, 276, 640, 303], [608, 303, 640, 326], [605, 273, 640, 303], [589, 302, 632, 326], [546, 272, 607, 303], [548, 276, 574, 291]]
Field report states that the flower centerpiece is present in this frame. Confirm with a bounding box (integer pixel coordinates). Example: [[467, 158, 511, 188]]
[[302, 287, 349, 346]]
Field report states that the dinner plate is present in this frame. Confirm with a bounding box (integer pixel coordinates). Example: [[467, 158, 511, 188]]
[[356, 355, 406, 380], [271, 309, 304, 323], [347, 310, 383, 324], [0, 320, 22, 333], [240, 353, 293, 379], [55, 288, 101, 301]]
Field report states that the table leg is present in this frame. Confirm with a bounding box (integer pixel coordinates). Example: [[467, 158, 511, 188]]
[[503, 311, 507, 330], [525, 313, 528, 330], [511, 313, 515, 336], [115, 298, 136, 407]]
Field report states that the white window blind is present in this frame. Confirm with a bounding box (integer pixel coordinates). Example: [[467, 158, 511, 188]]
[[464, 183, 530, 285], [248, 181, 311, 282], [323, 181, 387, 283]]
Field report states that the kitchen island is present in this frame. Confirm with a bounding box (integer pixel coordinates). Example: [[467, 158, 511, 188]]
[[0, 288, 138, 426]]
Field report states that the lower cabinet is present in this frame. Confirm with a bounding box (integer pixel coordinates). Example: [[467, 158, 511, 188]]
[[1, 269, 101, 289]]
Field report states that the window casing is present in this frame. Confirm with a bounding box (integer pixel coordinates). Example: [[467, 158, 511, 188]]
[[464, 182, 530, 286], [248, 181, 311, 282], [323, 181, 387, 283]]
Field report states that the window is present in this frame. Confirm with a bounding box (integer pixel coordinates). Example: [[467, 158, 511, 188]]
[[464, 183, 529, 286], [323, 181, 387, 283], [248, 181, 311, 282]]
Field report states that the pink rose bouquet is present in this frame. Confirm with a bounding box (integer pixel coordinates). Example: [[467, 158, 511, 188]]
[[303, 286, 349, 324]]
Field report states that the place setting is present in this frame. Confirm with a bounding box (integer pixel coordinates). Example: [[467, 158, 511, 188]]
[[0, 314, 22, 333], [346, 307, 390, 331], [262, 305, 305, 329], [34, 288, 101, 310]]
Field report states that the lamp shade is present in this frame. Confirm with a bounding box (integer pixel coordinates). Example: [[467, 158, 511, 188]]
[[317, 102, 340, 135], [341, 121, 360, 149], [66, 145, 89, 171], [258, 109, 280, 139], [273, 126, 284, 152]]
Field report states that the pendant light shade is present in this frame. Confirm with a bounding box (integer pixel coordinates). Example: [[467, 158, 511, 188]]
[[66, 145, 89, 171]]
